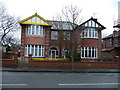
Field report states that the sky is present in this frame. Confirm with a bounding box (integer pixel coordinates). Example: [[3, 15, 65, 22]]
[[0, 0, 119, 37]]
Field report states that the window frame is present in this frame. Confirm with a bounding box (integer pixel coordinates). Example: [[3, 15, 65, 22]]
[[25, 45, 44, 57], [81, 28, 98, 39], [26, 25, 44, 36], [81, 47, 98, 59]]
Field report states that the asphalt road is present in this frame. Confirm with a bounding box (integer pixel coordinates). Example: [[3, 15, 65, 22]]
[[1, 72, 119, 88]]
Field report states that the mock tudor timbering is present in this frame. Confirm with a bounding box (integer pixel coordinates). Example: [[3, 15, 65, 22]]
[[19, 13, 106, 61]]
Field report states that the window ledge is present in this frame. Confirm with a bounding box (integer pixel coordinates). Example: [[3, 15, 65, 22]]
[[26, 35, 45, 37], [81, 37, 98, 39], [81, 57, 98, 59]]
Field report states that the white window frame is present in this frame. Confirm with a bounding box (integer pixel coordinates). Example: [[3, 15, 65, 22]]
[[26, 25, 44, 36], [25, 45, 44, 57], [81, 28, 98, 39], [81, 47, 98, 59]]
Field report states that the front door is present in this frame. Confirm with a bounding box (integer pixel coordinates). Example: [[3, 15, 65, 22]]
[[51, 50, 56, 58]]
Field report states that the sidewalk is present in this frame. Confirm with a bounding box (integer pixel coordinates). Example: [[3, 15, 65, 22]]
[[1, 67, 120, 73]]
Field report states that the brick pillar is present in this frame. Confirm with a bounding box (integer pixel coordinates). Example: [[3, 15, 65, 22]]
[[98, 30, 102, 58], [14, 53, 18, 65], [28, 54, 32, 67], [45, 27, 50, 58], [20, 25, 26, 64]]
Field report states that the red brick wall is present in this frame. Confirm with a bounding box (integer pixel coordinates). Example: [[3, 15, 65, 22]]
[[81, 39, 99, 47], [45, 27, 51, 57], [28, 60, 120, 68], [4, 53, 14, 59], [20, 25, 26, 59], [1, 54, 18, 67], [25, 36, 45, 45], [28, 54, 120, 68], [102, 38, 113, 49]]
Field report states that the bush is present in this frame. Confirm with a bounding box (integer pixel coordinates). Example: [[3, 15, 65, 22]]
[[10, 56, 14, 59], [32, 58, 69, 61]]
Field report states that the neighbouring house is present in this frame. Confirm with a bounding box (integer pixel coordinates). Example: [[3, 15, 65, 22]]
[[19, 13, 105, 62], [102, 29, 120, 59], [102, 0, 120, 59]]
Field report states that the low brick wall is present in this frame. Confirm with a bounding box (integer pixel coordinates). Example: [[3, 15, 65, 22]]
[[0, 54, 18, 67], [28, 54, 120, 68]]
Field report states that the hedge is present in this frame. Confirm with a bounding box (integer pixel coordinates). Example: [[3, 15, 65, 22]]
[[32, 58, 69, 61]]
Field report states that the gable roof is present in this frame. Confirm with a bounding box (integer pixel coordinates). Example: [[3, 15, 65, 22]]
[[19, 13, 52, 26], [78, 17, 106, 30]]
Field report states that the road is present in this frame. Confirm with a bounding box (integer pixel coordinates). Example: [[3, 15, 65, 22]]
[[2, 72, 119, 88]]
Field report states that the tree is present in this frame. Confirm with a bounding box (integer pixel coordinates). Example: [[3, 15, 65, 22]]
[[0, 2, 20, 46], [62, 5, 83, 71], [52, 16, 63, 58]]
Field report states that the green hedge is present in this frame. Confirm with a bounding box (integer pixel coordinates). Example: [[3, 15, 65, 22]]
[[32, 58, 69, 61]]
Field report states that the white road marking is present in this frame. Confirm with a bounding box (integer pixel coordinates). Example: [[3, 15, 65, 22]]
[[0, 84, 27, 86], [58, 83, 119, 86]]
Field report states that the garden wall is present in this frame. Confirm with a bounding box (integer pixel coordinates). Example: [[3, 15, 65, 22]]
[[28, 55, 120, 68], [0, 54, 18, 67]]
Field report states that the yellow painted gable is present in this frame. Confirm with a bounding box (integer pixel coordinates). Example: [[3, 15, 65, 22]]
[[19, 13, 52, 26]]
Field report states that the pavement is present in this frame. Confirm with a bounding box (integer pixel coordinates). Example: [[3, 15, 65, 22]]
[[0, 67, 120, 73]]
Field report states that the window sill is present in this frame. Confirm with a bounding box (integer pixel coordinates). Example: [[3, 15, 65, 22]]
[[26, 35, 45, 37], [81, 37, 98, 39], [81, 57, 98, 59]]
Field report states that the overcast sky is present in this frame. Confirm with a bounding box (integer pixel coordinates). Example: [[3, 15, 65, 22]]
[[1, 0, 119, 37]]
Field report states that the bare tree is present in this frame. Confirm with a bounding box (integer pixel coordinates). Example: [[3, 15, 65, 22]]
[[62, 5, 83, 71], [0, 3, 20, 46], [51, 15, 66, 58]]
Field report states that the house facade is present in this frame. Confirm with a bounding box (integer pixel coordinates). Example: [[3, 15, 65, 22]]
[[102, 25, 120, 59], [19, 13, 105, 61]]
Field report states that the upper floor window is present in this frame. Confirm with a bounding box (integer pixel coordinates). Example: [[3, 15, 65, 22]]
[[81, 28, 98, 38], [64, 31, 70, 40], [51, 31, 58, 40], [26, 25, 44, 36]]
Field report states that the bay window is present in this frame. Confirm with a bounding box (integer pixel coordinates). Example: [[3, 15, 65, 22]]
[[82, 28, 98, 38], [25, 45, 44, 57], [26, 25, 44, 36], [81, 47, 98, 59]]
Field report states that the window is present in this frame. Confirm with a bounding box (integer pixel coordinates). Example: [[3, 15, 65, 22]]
[[62, 48, 69, 58], [109, 38, 113, 45], [26, 25, 44, 36], [82, 28, 98, 38], [51, 31, 58, 40], [25, 45, 44, 57], [81, 47, 98, 59], [64, 32, 70, 40]]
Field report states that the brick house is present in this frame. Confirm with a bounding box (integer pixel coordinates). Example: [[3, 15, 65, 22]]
[[19, 13, 105, 62], [102, 25, 120, 59]]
